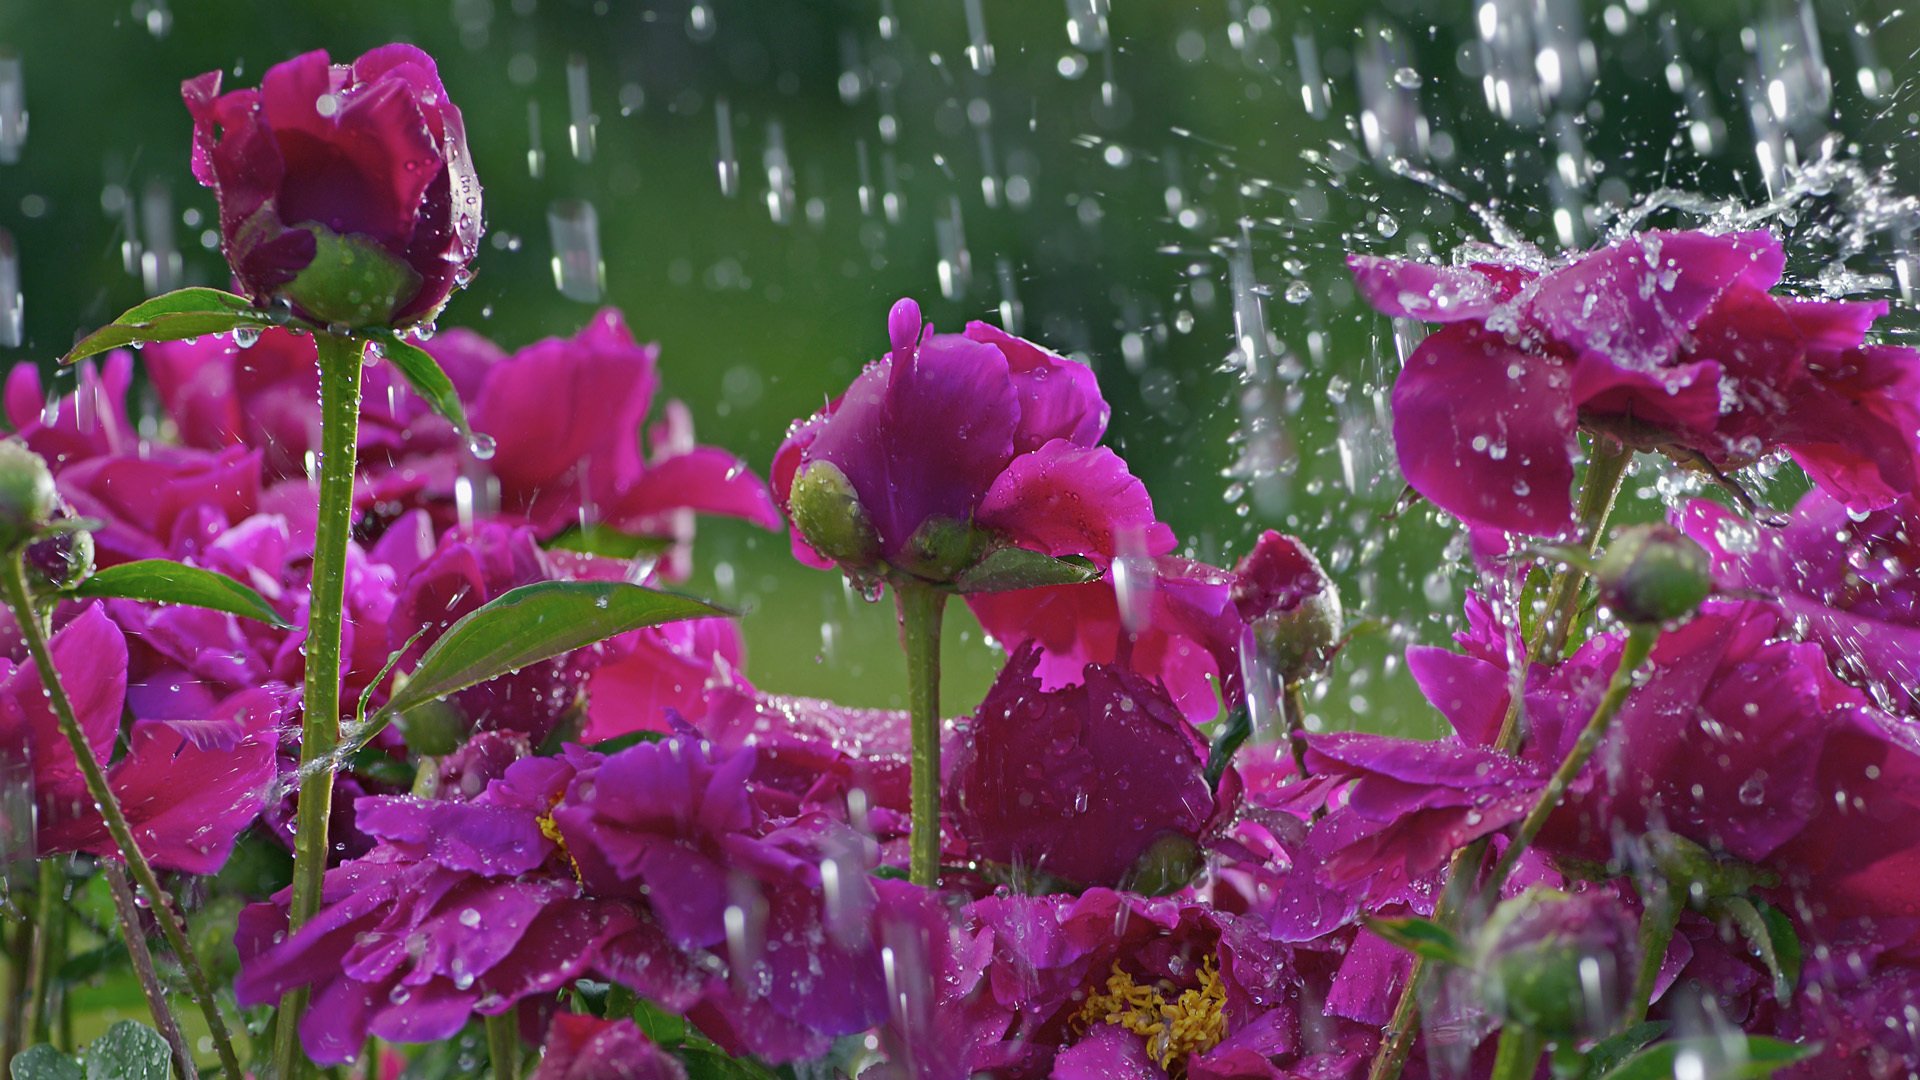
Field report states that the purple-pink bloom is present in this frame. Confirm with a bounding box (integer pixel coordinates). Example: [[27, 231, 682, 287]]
[[948, 646, 1219, 889], [1352, 230, 1920, 534], [554, 735, 891, 1062], [530, 1014, 687, 1080], [774, 297, 1173, 584], [235, 754, 638, 1065], [967, 555, 1240, 723], [183, 45, 479, 329], [1683, 489, 1920, 719], [1, 604, 274, 873]]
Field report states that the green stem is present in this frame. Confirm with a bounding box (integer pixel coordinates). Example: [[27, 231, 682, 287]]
[[23, 858, 58, 1046], [486, 1011, 519, 1080], [1282, 681, 1312, 784], [101, 861, 198, 1080], [4, 904, 28, 1061], [1627, 878, 1679, 1026], [1368, 436, 1635, 1080], [276, 333, 365, 1079], [1481, 625, 1658, 904], [0, 556, 242, 1077], [1489, 1024, 1546, 1080], [898, 584, 947, 888]]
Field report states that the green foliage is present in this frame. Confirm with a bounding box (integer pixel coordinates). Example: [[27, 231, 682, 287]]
[[952, 548, 1102, 593], [1365, 916, 1467, 968], [70, 558, 288, 626], [1592, 1035, 1817, 1080], [374, 332, 479, 447], [62, 288, 272, 365], [11, 1020, 173, 1080]]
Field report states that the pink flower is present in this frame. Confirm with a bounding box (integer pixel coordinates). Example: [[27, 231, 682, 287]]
[[183, 45, 480, 329], [775, 298, 1173, 587], [1352, 230, 1920, 534]]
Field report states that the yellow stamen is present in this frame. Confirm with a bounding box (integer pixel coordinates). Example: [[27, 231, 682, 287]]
[[1072, 958, 1229, 1075], [537, 806, 584, 883]]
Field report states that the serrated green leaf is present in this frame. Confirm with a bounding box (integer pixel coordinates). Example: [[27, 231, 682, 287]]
[[954, 548, 1102, 594], [546, 525, 677, 561], [677, 1045, 782, 1080], [9, 1045, 83, 1080], [64, 288, 270, 365], [70, 559, 288, 627], [1595, 1035, 1818, 1080], [375, 581, 727, 724], [377, 334, 476, 443], [81, 1020, 171, 1080], [1364, 916, 1467, 968]]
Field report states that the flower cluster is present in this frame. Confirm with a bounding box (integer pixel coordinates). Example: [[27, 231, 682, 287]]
[[8, 39, 1919, 1080]]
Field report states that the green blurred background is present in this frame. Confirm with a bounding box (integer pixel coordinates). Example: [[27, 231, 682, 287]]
[[0, 0, 1914, 736]]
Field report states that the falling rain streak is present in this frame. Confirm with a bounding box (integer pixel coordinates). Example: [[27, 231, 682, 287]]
[[547, 199, 604, 303]]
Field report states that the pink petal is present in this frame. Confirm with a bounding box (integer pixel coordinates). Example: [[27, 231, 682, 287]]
[[976, 440, 1176, 563]]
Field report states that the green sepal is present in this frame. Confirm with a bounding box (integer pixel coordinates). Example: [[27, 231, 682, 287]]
[[953, 547, 1101, 594]]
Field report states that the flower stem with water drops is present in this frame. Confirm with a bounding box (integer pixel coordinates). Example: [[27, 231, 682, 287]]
[[1479, 624, 1659, 905], [487, 1011, 519, 1080], [1369, 436, 1635, 1080], [22, 858, 58, 1047], [899, 584, 948, 888], [0, 552, 243, 1078], [100, 861, 198, 1080], [1488, 1024, 1545, 1080], [276, 331, 366, 1080]]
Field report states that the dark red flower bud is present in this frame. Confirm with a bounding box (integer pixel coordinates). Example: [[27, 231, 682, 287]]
[[1231, 530, 1343, 682], [183, 45, 480, 330]]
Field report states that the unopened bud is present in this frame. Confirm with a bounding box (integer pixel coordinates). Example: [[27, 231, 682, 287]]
[[1231, 531, 1343, 682], [25, 529, 93, 593], [1595, 524, 1711, 627], [788, 461, 883, 572], [0, 442, 56, 553], [1473, 889, 1637, 1041]]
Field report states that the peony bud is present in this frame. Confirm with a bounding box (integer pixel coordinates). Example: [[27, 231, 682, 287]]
[[787, 461, 883, 573], [24, 529, 93, 594], [183, 45, 480, 330], [1594, 524, 1711, 627], [1231, 531, 1343, 682], [0, 441, 56, 553], [1473, 889, 1637, 1041]]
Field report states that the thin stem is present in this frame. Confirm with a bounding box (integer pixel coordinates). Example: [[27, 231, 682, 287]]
[[101, 861, 198, 1080], [898, 584, 947, 888], [1281, 681, 1312, 784], [23, 857, 58, 1046], [1368, 436, 1635, 1080], [4, 905, 28, 1061], [1481, 626, 1658, 903], [1493, 436, 1634, 752], [276, 333, 366, 1079], [1627, 878, 1679, 1026], [486, 1011, 519, 1080], [0, 556, 243, 1077], [1488, 1024, 1546, 1080]]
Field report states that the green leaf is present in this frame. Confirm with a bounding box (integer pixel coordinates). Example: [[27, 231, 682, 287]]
[[677, 1046, 782, 1080], [375, 581, 728, 724], [64, 288, 270, 365], [1581, 1022, 1671, 1078], [1594, 1035, 1818, 1080], [954, 548, 1102, 594], [589, 730, 670, 754], [1718, 897, 1802, 1005], [1364, 916, 1467, 968], [81, 1020, 172, 1080], [10, 1045, 83, 1080], [630, 998, 689, 1048], [70, 559, 288, 627], [376, 334, 477, 444], [546, 525, 677, 561]]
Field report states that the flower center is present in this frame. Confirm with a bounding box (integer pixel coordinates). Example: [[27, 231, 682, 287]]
[[1073, 957, 1228, 1074], [536, 807, 584, 883]]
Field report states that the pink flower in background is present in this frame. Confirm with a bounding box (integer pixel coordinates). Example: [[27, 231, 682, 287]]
[[183, 45, 480, 329], [775, 297, 1173, 585], [1353, 230, 1920, 534]]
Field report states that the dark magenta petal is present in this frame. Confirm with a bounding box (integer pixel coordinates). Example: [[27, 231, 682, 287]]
[[1405, 645, 1508, 746], [1346, 255, 1517, 322], [964, 320, 1109, 450], [1781, 345, 1920, 511], [3, 606, 127, 836], [1527, 229, 1785, 370], [808, 332, 1019, 556], [977, 439, 1177, 563], [1391, 324, 1578, 536], [531, 1015, 685, 1080], [610, 445, 783, 532]]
